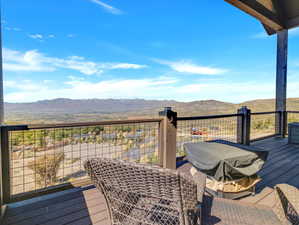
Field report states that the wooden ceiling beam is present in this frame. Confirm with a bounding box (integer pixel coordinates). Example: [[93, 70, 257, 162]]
[[225, 0, 284, 32], [272, 0, 287, 26], [287, 15, 299, 29], [262, 23, 277, 35]]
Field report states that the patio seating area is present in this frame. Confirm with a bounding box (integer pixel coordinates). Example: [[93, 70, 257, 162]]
[[2, 1, 299, 224], [2, 136, 299, 225]]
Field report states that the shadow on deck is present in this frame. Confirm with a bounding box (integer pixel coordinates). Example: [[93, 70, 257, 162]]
[[3, 137, 299, 225], [2, 186, 110, 225]]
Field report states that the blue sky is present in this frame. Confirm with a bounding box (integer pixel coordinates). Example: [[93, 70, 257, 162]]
[[2, 0, 299, 103]]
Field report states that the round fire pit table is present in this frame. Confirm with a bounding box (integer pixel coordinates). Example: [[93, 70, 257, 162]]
[[184, 140, 268, 199]]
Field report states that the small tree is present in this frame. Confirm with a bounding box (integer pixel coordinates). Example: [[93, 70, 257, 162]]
[[28, 152, 65, 185]]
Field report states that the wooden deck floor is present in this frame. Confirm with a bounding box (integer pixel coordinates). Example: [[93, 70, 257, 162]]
[[2, 186, 110, 225], [3, 137, 299, 225], [243, 137, 299, 206]]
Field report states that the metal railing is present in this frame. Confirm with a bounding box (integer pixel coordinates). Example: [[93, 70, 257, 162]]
[[250, 111, 279, 141], [1, 107, 298, 205], [177, 114, 241, 156], [287, 111, 299, 132], [2, 119, 162, 202]]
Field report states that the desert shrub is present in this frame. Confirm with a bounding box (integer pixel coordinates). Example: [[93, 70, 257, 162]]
[[91, 126, 104, 135], [70, 157, 80, 164], [140, 152, 159, 164], [253, 119, 274, 130], [28, 152, 65, 185], [253, 120, 264, 130]]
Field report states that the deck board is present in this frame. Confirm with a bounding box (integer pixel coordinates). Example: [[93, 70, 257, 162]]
[[254, 138, 299, 192], [239, 187, 274, 205], [235, 137, 299, 206], [3, 137, 299, 225], [6, 198, 101, 225], [3, 186, 110, 225]]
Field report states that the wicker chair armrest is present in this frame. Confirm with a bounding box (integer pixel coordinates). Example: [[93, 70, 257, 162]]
[[274, 184, 299, 225], [179, 170, 206, 203], [193, 171, 206, 203], [179, 171, 205, 225]]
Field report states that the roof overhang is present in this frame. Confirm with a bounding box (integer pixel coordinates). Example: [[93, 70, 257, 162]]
[[225, 0, 299, 35]]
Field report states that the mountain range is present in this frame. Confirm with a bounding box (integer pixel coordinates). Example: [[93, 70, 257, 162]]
[[5, 98, 299, 124]]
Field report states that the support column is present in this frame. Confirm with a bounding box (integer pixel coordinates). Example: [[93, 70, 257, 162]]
[[0, 12, 4, 124], [158, 107, 177, 170], [0, 126, 10, 203], [275, 30, 288, 136]]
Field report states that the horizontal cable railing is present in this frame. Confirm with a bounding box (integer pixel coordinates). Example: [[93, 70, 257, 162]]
[[1, 108, 294, 204], [287, 111, 299, 133], [287, 111, 299, 123], [250, 111, 279, 141], [176, 114, 242, 157], [5, 118, 162, 201], [286, 111, 299, 114]]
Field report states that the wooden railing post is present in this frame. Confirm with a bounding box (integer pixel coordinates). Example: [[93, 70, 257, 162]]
[[276, 111, 287, 137], [237, 106, 251, 145], [283, 111, 288, 137], [158, 107, 177, 169], [0, 126, 10, 204]]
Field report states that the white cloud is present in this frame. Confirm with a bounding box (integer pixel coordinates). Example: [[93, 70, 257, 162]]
[[43, 80, 54, 84], [4, 80, 45, 91], [50, 56, 104, 75], [175, 82, 276, 102], [67, 34, 76, 38], [3, 48, 54, 72], [156, 60, 227, 75], [48, 56, 147, 75], [4, 77, 178, 102], [28, 34, 43, 40], [68, 76, 85, 81], [251, 27, 299, 39], [5, 27, 21, 31], [251, 32, 268, 39], [5, 76, 295, 104], [289, 27, 299, 36], [3, 48, 147, 75], [4, 81, 16, 88], [108, 63, 146, 69], [28, 34, 55, 40], [89, 0, 123, 15]]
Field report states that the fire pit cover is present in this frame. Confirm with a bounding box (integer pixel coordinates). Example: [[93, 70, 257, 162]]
[[184, 140, 268, 181]]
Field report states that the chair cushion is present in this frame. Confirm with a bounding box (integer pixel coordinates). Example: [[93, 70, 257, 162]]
[[202, 195, 289, 225]]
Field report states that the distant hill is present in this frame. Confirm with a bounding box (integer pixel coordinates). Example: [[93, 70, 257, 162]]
[[5, 98, 177, 114], [5, 98, 299, 124]]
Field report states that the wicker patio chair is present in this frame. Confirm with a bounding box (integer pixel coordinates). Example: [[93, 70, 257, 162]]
[[85, 158, 299, 225], [84, 158, 206, 225]]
